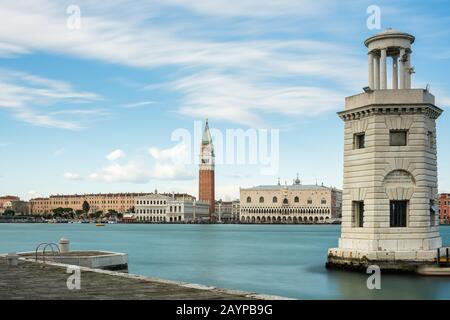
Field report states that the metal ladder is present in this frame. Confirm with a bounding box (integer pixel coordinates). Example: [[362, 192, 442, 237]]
[[35, 242, 60, 264]]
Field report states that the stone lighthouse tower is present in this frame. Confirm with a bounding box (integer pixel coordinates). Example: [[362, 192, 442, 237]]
[[327, 29, 443, 271], [199, 119, 215, 220]]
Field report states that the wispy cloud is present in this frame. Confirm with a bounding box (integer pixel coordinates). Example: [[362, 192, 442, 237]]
[[77, 144, 193, 184], [89, 161, 151, 183], [173, 72, 345, 127], [64, 172, 83, 181], [27, 190, 43, 200], [0, 69, 102, 129], [122, 101, 155, 109], [160, 0, 331, 17], [1, 0, 444, 130], [149, 144, 188, 161], [0, 1, 362, 127], [106, 149, 126, 161], [53, 148, 65, 157], [0, 42, 29, 57], [149, 144, 194, 180]]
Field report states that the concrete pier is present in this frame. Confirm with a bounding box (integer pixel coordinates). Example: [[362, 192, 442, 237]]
[[19, 250, 128, 271], [0, 256, 286, 300]]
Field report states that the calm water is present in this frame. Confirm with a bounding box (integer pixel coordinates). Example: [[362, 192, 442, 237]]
[[1, 223, 450, 299]]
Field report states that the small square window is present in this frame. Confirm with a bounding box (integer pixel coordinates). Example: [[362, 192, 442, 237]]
[[390, 130, 407, 146], [354, 133, 365, 149]]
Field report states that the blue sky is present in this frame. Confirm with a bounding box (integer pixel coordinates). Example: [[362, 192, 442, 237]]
[[0, 0, 449, 201]]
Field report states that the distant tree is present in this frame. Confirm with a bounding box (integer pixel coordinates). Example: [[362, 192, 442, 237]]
[[75, 210, 84, 218], [52, 207, 65, 217], [3, 209, 15, 216], [82, 201, 90, 216], [94, 211, 103, 219], [62, 208, 74, 219], [129, 206, 135, 213], [117, 212, 123, 219], [108, 209, 118, 216], [43, 213, 52, 219]]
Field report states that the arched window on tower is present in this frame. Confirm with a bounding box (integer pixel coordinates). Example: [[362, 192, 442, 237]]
[[294, 196, 299, 203], [259, 196, 264, 203], [246, 196, 251, 203], [283, 198, 288, 205], [321, 198, 327, 204], [272, 196, 278, 203]]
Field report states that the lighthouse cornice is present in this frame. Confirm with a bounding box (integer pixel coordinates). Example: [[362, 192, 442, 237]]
[[338, 103, 443, 122], [345, 88, 436, 109], [338, 88, 443, 121]]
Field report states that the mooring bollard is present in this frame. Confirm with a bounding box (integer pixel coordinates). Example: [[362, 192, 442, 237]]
[[59, 238, 70, 254], [437, 248, 441, 267], [6, 252, 18, 267]]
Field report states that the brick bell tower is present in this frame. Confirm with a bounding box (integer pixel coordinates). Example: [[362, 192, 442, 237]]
[[199, 119, 215, 220]]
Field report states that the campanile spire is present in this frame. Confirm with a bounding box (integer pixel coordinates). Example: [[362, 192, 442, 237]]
[[199, 119, 215, 219]]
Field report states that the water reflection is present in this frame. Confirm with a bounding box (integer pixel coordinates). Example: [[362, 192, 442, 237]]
[[0, 224, 450, 299], [325, 268, 450, 299]]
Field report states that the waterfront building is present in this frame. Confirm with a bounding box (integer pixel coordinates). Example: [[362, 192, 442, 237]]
[[216, 200, 240, 223], [134, 194, 210, 223], [0, 196, 30, 215], [29, 192, 194, 215], [121, 213, 137, 223], [0, 196, 20, 209], [198, 119, 215, 218], [327, 29, 443, 271], [231, 201, 240, 222], [438, 194, 450, 224], [239, 176, 342, 224]]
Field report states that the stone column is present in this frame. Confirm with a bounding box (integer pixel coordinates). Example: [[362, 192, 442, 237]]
[[392, 55, 398, 89], [405, 51, 411, 89], [374, 55, 380, 90], [399, 48, 405, 89], [368, 52, 374, 89], [380, 48, 387, 89]]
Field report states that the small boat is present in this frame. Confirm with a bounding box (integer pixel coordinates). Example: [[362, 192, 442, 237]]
[[96, 223, 105, 227], [416, 266, 450, 276]]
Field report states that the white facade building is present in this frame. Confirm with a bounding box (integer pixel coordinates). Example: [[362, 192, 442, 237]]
[[240, 177, 342, 224], [135, 194, 210, 223], [327, 29, 443, 271], [215, 200, 240, 223]]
